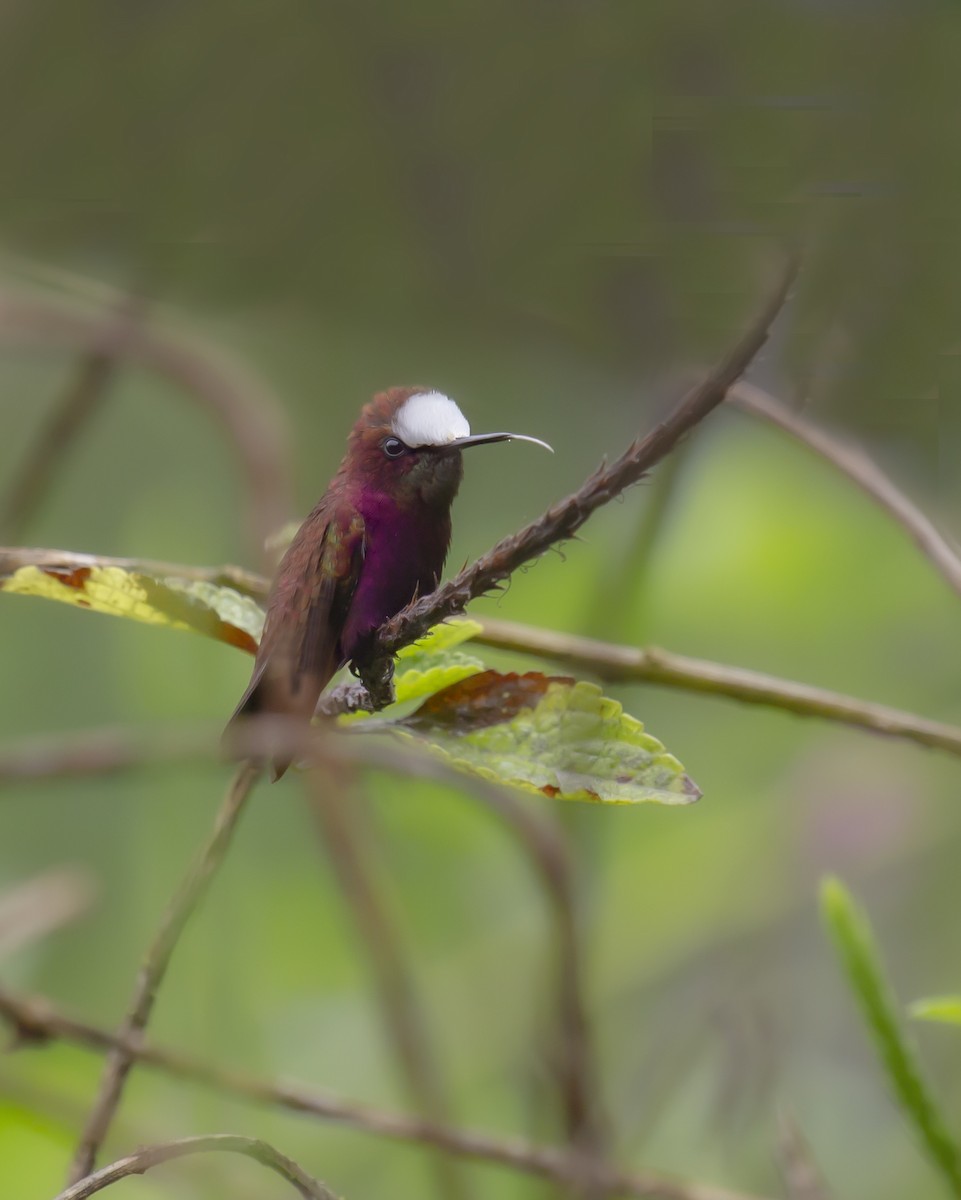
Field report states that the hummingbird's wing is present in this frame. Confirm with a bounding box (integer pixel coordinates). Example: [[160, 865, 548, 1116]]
[[225, 501, 366, 776]]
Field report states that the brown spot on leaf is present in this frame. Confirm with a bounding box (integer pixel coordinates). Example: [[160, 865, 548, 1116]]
[[42, 566, 92, 589], [403, 669, 574, 734], [681, 775, 703, 800], [541, 784, 560, 798], [219, 622, 258, 656]]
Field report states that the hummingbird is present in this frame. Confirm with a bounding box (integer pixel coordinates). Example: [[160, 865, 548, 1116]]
[[226, 386, 551, 778]]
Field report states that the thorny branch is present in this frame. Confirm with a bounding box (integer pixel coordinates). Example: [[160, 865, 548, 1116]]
[[3, 545, 961, 761], [54, 1134, 340, 1200], [354, 253, 799, 704], [65, 762, 260, 1184], [9, 248, 961, 1200], [0, 988, 768, 1200]]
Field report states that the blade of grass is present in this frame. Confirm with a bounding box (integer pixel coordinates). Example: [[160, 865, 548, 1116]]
[[910, 998, 961, 1028], [820, 878, 961, 1196]]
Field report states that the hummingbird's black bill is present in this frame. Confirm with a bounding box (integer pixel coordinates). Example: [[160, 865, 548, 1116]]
[[452, 432, 554, 452]]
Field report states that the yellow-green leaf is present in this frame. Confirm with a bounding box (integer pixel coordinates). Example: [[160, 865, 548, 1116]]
[[339, 619, 486, 723], [1, 561, 264, 653], [821, 878, 961, 1196], [1, 553, 696, 806], [387, 669, 699, 805], [910, 997, 961, 1027], [395, 616, 482, 661], [392, 619, 485, 703]]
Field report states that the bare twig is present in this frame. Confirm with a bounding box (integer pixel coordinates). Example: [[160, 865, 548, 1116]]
[[470, 617, 961, 757], [55, 1134, 340, 1200], [291, 738, 602, 1168], [0, 545, 269, 598], [315, 734, 605, 1174], [311, 749, 603, 1169], [4, 537, 961, 761], [461, 772, 605, 1164], [0, 869, 95, 964], [776, 1109, 831, 1200], [1, 625, 961, 795], [0, 709, 597, 1179], [354, 254, 799, 700], [730, 382, 961, 603], [65, 762, 260, 1183], [307, 766, 472, 1200], [0, 988, 769, 1200], [0, 298, 144, 543], [585, 445, 689, 642], [0, 725, 601, 1189], [0, 290, 294, 560]]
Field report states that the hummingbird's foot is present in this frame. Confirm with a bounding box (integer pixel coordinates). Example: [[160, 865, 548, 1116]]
[[343, 649, 395, 712], [354, 653, 395, 711]]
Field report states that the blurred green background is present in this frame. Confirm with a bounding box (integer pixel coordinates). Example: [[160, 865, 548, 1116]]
[[2, 2, 961, 1197]]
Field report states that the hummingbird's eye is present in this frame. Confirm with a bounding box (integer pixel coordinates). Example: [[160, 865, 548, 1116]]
[[382, 437, 407, 458]]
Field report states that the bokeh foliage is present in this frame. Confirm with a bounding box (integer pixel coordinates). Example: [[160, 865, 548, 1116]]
[[2, 3, 961, 1198]]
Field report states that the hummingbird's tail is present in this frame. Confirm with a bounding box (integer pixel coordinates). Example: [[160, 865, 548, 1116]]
[[223, 658, 335, 782], [222, 669, 292, 782]]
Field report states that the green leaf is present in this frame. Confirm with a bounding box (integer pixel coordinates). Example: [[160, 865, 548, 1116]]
[[911, 998, 961, 1027], [0, 560, 264, 653], [392, 619, 485, 702], [1, 553, 696, 805], [0, 553, 481, 674], [382, 669, 699, 805], [337, 618, 487, 722], [390, 656, 484, 708], [395, 616, 482, 661], [821, 877, 961, 1196]]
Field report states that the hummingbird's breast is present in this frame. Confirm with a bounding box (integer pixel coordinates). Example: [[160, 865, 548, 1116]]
[[339, 490, 452, 662]]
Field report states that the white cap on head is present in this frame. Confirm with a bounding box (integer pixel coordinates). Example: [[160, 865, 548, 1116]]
[[392, 391, 470, 447]]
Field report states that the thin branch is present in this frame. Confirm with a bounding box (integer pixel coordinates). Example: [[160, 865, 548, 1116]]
[[0, 868, 95, 964], [0, 988, 769, 1200], [0, 623, 960, 794], [470, 617, 961, 757], [4, 538, 961, 761], [319, 741, 604, 1176], [776, 1109, 831, 1200], [0, 298, 144, 543], [458, 770, 605, 1165], [354, 253, 799, 702], [0, 546, 269, 598], [273, 734, 599, 1170], [730, 382, 961, 603], [0, 710, 598, 1179], [65, 761, 260, 1183], [275, 734, 602, 1168], [584, 444, 689, 642], [307, 766, 473, 1200], [55, 1134, 340, 1200], [0, 290, 295, 561]]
